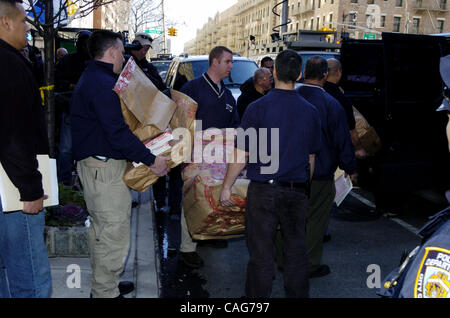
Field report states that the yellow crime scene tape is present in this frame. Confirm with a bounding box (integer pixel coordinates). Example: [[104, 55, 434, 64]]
[[39, 85, 54, 106]]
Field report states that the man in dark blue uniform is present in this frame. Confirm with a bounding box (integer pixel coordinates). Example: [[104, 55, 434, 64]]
[[324, 58, 366, 159], [220, 49, 322, 298], [297, 56, 357, 278], [70, 30, 169, 298], [178, 46, 240, 269]]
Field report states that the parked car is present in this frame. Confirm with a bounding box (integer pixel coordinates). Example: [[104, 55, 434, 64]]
[[152, 60, 172, 79], [165, 55, 258, 101]]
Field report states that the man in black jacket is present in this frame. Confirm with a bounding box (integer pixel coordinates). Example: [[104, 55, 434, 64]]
[[54, 30, 91, 185], [127, 32, 166, 91], [127, 33, 182, 216], [0, 0, 52, 297], [237, 67, 272, 118]]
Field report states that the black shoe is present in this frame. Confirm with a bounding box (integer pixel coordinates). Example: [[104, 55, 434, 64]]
[[198, 239, 228, 248], [309, 265, 330, 278], [178, 251, 204, 269], [118, 281, 134, 296]]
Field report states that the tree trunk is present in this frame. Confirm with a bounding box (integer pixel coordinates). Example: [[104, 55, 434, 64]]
[[44, 0, 56, 158]]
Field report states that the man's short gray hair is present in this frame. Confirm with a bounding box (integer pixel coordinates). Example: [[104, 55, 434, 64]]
[[327, 58, 342, 77], [253, 67, 270, 82]]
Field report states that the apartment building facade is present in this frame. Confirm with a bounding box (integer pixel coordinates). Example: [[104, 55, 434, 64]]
[[68, 0, 131, 33], [185, 0, 450, 57]]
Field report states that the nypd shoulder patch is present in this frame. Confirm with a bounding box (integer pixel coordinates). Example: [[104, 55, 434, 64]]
[[414, 247, 450, 298]]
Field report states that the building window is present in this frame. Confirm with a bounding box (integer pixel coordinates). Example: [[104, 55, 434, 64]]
[[437, 19, 445, 33], [368, 0, 374, 4], [381, 15, 386, 27], [416, 0, 422, 7], [329, 13, 333, 28], [393, 16, 401, 32], [412, 17, 420, 33], [349, 12, 357, 28], [351, 0, 358, 3], [396, 0, 403, 7], [440, 0, 447, 10]]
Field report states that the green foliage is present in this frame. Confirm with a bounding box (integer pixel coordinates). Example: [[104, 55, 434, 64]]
[[58, 183, 86, 210], [45, 183, 88, 227]]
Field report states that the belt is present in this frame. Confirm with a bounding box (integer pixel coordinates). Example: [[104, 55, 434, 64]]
[[260, 179, 307, 190], [91, 155, 109, 162]]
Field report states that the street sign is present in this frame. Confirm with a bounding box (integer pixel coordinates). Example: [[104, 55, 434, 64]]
[[363, 33, 376, 40], [145, 30, 163, 34]]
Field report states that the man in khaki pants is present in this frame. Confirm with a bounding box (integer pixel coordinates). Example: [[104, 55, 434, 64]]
[[70, 30, 169, 298]]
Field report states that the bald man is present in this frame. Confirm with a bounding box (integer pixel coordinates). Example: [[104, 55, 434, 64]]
[[324, 58, 366, 159], [56, 47, 67, 62]]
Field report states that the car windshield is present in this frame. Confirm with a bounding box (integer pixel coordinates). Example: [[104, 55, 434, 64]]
[[182, 60, 258, 86], [152, 61, 171, 73]]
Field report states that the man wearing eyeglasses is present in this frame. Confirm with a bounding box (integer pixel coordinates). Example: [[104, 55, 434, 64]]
[[237, 67, 272, 118]]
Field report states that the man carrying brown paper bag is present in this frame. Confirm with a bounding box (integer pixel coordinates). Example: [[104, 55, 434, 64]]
[[178, 46, 240, 269], [71, 30, 169, 298]]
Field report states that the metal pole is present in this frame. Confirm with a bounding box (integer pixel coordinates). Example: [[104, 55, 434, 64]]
[[281, 0, 288, 33], [405, 0, 409, 33], [162, 0, 167, 53]]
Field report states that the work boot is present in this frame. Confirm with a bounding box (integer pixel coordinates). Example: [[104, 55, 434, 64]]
[[178, 251, 204, 269]]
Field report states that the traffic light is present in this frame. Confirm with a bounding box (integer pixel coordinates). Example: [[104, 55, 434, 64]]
[[168, 27, 177, 37]]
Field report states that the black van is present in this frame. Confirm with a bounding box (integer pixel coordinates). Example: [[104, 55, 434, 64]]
[[339, 32, 450, 210]]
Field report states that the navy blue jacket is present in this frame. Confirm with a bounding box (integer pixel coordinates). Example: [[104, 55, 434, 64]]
[[297, 84, 356, 180], [239, 89, 321, 183], [70, 60, 155, 166], [180, 73, 240, 130], [323, 81, 356, 130]]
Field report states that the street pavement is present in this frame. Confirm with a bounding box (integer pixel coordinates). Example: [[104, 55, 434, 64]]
[[48, 185, 446, 299], [49, 189, 159, 298]]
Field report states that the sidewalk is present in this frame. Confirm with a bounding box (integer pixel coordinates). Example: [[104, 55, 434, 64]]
[[49, 189, 160, 298]]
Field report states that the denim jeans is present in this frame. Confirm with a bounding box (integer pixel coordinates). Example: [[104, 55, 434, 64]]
[[245, 181, 309, 298], [57, 112, 73, 184], [0, 208, 52, 298]]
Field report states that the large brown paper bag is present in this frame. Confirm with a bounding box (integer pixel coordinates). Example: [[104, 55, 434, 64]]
[[182, 165, 249, 240], [353, 106, 382, 156], [114, 58, 198, 191], [114, 57, 177, 131], [182, 130, 249, 240], [121, 90, 198, 192]]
